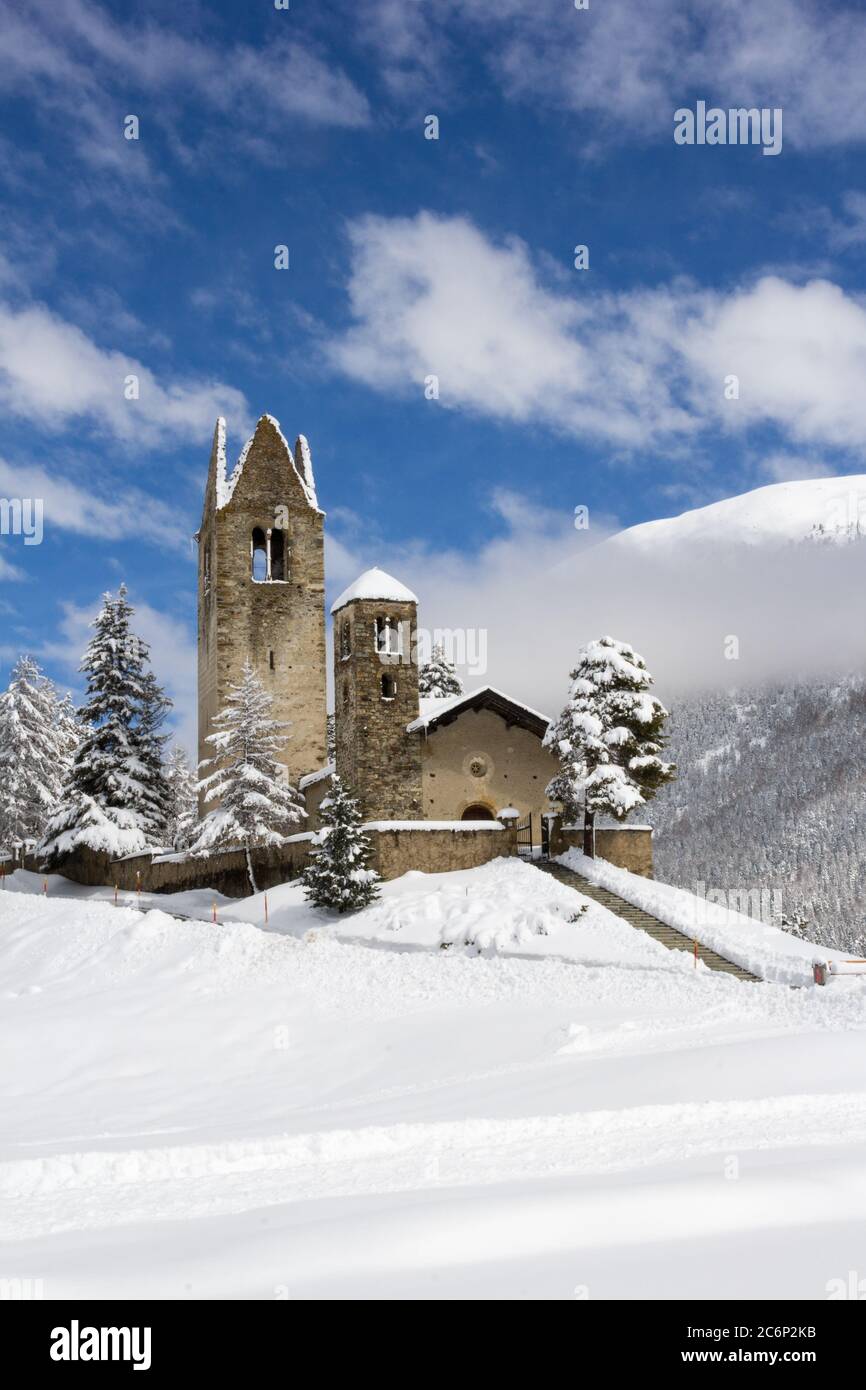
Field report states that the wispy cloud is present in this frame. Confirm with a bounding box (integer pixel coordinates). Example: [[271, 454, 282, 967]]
[[328, 211, 866, 454], [0, 299, 249, 447], [0, 458, 192, 551], [356, 0, 866, 151], [0, 0, 369, 203]]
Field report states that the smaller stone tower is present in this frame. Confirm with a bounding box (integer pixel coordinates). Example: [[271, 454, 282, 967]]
[[332, 567, 423, 820]]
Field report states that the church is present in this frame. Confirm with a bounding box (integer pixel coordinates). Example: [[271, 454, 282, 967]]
[[197, 413, 560, 842]]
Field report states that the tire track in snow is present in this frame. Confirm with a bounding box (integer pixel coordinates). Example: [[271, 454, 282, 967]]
[[4, 1090, 866, 1240]]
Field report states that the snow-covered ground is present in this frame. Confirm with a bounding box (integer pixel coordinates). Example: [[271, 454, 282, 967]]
[[558, 849, 845, 986], [2, 858, 866, 1300]]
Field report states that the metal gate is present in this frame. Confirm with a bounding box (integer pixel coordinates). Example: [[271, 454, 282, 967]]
[[516, 815, 533, 858]]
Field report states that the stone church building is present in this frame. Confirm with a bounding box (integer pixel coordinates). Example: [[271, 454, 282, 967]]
[[197, 414, 560, 839]]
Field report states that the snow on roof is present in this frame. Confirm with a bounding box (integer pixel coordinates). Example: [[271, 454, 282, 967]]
[[407, 686, 551, 735], [331, 567, 418, 615], [216, 415, 320, 512], [299, 763, 335, 790]]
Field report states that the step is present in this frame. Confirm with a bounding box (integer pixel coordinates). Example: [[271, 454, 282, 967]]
[[537, 861, 762, 983]]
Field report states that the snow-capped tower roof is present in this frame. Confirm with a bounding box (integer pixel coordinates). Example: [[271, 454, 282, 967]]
[[214, 414, 321, 512], [331, 567, 418, 615]]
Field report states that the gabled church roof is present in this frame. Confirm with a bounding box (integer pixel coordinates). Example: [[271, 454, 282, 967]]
[[407, 686, 551, 739], [331, 566, 418, 614]]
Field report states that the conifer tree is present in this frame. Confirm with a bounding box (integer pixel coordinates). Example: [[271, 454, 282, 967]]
[[191, 662, 305, 891], [53, 691, 80, 774], [544, 635, 675, 856], [164, 744, 198, 851], [0, 656, 68, 846], [40, 586, 172, 864], [418, 643, 463, 698], [301, 775, 380, 912]]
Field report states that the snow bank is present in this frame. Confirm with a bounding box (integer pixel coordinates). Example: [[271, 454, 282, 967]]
[[557, 850, 837, 986]]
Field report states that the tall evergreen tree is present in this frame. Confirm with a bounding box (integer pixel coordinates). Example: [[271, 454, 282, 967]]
[[544, 635, 675, 856], [418, 643, 463, 698], [164, 744, 198, 851], [136, 666, 173, 843], [53, 691, 80, 774], [301, 775, 380, 912], [40, 586, 173, 864], [0, 656, 68, 846], [191, 662, 305, 892]]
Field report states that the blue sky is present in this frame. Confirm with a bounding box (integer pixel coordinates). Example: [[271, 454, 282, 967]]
[[2, 0, 866, 741]]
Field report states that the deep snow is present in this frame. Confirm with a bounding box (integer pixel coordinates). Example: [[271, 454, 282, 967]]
[[2, 857, 865, 1300]]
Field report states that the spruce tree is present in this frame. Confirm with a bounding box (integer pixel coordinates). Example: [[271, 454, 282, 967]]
[[301, 775, 380, 912], [418, 643, 463, 698], [544, 635, 675, 857], [136, 666, 173, 844], [191, 662, 305, 892], [164, 744, 198, 851], [40, 585, 173, 864], [0, 656, 67, 847]]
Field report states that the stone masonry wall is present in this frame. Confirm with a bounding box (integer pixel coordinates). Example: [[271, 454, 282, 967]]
[[198, 416, 328, 792], [36, 824, 518, 899], [334, 598, 423, 820]]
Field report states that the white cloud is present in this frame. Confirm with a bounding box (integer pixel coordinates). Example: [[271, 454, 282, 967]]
[[0, 458, 191, 550], [0, 549, 24, 581], [0, 300, 249, 446], [329, 211, 866, 454], [0, 0, 369, 184], [759, 453, 835, 484], [360, 0, 866, 151], [328, 476, 866, 713]]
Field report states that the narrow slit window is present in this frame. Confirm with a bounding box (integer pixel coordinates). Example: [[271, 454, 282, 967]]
[[381, 674, 397, 700], [251, 527, 267, 581]]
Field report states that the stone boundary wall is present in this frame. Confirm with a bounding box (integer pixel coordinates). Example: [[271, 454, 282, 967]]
[[14, 823, 518, 900], [369, 823, 515, 881], [2, 819, 650, 896], [551, 823, 654, 878]]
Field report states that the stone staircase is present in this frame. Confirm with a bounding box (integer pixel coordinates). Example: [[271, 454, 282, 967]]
[[538, 860, 762, 983]]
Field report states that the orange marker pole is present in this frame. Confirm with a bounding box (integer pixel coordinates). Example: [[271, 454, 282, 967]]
[[264, 894, 269, 926], [694, 939, 698, 968], [114, 884, 118, 907], [212, 901, 217, 924], [43, 878, 48, 896]]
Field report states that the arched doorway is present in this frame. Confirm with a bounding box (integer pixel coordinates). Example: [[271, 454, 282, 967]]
[[461, 804, 495, 821]]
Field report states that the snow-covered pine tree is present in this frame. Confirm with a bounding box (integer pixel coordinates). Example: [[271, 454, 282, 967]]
[[191, 662, 305, 891], [301, 775, 380, 912], [418, 643, 463, 698], [40, 585, 173, 865], [136, 665, 173, 845], [0, 656, 68, 847], [53, 691, 80, 780], [164, 744, 198, 851], [544, 635, 675, 857]]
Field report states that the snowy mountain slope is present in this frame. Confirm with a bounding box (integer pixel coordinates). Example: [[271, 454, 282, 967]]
[[607, 474, 866, 553], [3, 863, 866, 1299], [643, 677, 866, 949]]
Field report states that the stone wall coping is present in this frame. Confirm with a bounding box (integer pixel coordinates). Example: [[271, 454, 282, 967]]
[[363, 820, 505, 832]]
